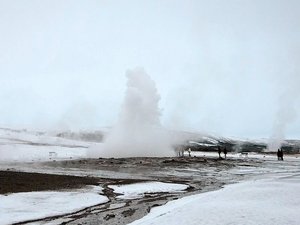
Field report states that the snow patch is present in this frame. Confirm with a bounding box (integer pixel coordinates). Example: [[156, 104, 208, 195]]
[[109, 182, 188, 199], [129, 175, 300, 225], [0, 186, 108, 225]]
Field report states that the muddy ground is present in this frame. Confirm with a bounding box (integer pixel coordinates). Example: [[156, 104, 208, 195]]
[[1, 156, 264, 225], [0, 171, 101, 194]]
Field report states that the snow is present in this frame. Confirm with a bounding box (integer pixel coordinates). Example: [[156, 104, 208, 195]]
[[0, 186, 108, 225], [192, 151, 300, 162], [188, 141, 216, 147], [109, 182, 189, 199], [0, 144, 88, 162], [1, 127, 299, 225], [0, 128, 90, 147], [192, 137, 219, 144], [0, 128, 104, 162], [129, 174, 300, 225]]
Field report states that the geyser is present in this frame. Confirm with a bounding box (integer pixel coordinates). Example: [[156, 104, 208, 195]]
[[267, 70, 300, 151], [95, 68, 174, 157]]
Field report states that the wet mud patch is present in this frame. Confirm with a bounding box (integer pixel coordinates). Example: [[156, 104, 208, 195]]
[[0, 170, 100, 194]]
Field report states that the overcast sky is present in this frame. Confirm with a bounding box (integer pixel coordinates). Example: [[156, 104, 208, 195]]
[[0, 0, 299, 139]]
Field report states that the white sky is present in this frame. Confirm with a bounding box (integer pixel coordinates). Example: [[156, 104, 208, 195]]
[[0, 0, 299, 139]]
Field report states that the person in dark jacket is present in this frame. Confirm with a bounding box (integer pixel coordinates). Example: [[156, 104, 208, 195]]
[[218, 146, 222, 159], [280, 148, 284, 160], [224, 147, 228, 159], [277, 149, 281, 160]]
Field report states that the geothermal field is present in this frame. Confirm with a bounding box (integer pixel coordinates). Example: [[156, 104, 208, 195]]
[[0, 127, 300, 225], [1, 70, 300, 225], [1, 1, 300, 225]]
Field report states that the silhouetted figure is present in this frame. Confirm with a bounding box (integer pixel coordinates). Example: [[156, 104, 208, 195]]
[[218, 146, 222, 159], [277, 148, 284, 161], [277, 149, 281, 160], [280, 149, 284, 161], [224, 147, 228, 159], [188, 148, 191, 157]]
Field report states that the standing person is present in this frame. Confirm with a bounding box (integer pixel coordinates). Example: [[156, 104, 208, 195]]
[[277, 149, 281, 160], [280, 148, 284, 161], [188, 148, 192, 157], [224, 147, 228, 159], [218, 146, 222, 159]]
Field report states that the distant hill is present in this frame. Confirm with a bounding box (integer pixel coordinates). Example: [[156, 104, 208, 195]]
[[170, 130, 300, 154]]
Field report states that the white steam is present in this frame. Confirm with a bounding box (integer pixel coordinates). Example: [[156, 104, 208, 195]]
[[89, 68, 174, 158], [268, 63, 300, 151], [268, 92, 298, 151]]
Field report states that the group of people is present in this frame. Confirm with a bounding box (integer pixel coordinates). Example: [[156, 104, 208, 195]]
[[218, 146, 228, 159], [277, 148, 284, 160]]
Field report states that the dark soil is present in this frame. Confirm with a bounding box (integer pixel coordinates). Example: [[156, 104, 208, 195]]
[[0, 170, 100, 194]]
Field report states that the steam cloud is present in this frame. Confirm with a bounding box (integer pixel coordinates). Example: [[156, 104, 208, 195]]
[[268, 67, 300, 151], [90, 68, 174, 158]]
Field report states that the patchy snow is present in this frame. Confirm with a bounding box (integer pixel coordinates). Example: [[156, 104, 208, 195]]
[[188, 141, 216, 147], [0, 186, 108, 225], [109, 182, 188, 199], [192, 150, 300, 161], [129, 174, 300, 225], [192, 136, 219, 144]]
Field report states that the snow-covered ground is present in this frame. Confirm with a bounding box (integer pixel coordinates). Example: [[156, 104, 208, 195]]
[[0, 128, 91, 147], [192, 150, 300, 161], [0, 186, 108, 225], [129, 173, 300, 225], [0, 144, 88, 162], [109, 182, 188, 199], [0, 128, 99, 162], [1, 128, 299, 225]]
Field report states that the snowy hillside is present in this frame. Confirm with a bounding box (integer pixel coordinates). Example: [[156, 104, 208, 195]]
[[0, 128, 105, 162]]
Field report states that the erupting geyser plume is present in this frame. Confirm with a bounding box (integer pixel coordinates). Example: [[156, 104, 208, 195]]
[[95, 68, 174, 157], [267, 68, 300, 151], [267, 95, 297, 151]]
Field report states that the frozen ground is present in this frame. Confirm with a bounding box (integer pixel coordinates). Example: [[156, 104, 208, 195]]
[[109, 182, 188, 199], [129, 173, 300, 225], [0, 186, 108, 225], [0, 128, 93, 162], [0, 128, 299, 225], [3, 155, 299, 225]]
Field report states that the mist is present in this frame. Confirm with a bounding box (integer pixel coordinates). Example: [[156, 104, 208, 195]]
[[0, 0, 299, 140], [268, 60, 300, 150], [88, 68, 174, 158]]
